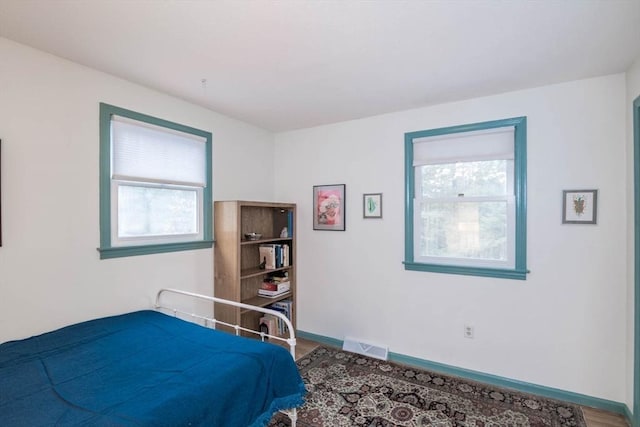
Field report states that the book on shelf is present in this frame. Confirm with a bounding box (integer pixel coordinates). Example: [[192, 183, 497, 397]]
[[260, 281, 290, 292], [275, 244, 289, 268], [282, 244, 289, 267], [271, 271, 289, 281], [287, 210, 293, 238], [267, 299, 293, 335], [269, 299, 292, 318], [258, 287, 290, 298], [259, 315, 279, 337], [259, 245, 276, 269], [259, 244, 290, 269], [275, 245, 282, 268]]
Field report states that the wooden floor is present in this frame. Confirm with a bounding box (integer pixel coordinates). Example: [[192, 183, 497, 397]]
[[294, 337, 319, 360], [294, 338, 630, 427], [582, 407, 629, 427]]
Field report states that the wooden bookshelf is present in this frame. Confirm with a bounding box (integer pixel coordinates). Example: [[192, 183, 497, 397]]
[[214, 201, 296, 336]]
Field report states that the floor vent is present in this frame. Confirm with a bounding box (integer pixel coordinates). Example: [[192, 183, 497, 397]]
[[342, 337, 389, 361]]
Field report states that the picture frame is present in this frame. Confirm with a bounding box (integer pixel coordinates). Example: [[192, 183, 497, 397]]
[[0, 139, 2, 246], [562, 189, 598, 224], [363, 193, 382, 218], [313, 184, 346, 231]]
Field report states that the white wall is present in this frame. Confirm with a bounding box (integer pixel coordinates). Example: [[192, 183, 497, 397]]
[[0, 34, 634, 407], [0, 37, 275, 343], [274, 74, 628, 402], [626, 56, 640, 415]]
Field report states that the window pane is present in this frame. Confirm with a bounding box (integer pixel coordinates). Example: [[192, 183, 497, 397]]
[[112, 117, 206, 186], [118, 185, 198, 238], [418, 200, 508, 262], [419, 160, 508, 198]]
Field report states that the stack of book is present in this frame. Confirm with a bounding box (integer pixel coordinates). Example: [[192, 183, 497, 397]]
[[258, 279, 290, 298]]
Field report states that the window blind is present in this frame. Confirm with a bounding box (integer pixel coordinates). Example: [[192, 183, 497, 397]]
[[413, 126, 515, 166], [112, 115, 207, 186]]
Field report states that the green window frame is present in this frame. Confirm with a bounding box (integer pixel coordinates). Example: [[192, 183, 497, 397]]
[[98, 103, 213, 259], [404, 117, 527, 280]]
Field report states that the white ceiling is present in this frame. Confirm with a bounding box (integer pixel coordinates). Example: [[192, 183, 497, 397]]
[[1, 0, 639, 132]]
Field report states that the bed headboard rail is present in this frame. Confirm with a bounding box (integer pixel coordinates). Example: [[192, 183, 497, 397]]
[[154, 288, 297, 359]]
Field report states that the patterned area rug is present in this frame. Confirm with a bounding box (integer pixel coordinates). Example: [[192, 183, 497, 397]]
[[269, 346, 586, 427]]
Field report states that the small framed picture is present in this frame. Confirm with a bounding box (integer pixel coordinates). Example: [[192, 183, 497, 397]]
[[363, 193, 382, 218], [313, 184, 346, 231], [562, 189, 598, 224]]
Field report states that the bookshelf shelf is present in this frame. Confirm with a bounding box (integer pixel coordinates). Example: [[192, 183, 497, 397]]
[[240, 265, 292, 280], [214, 201, 296, 337], [241, 292, 293, 312], [241, 237, 293, 246]]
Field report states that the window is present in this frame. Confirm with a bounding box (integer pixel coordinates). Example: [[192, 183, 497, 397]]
[[404, 117, 527, 279], [99, 103, 213, 259]]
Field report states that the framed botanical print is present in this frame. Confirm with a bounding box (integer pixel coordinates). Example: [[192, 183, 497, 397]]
[[363, 193, 382, 218], [562, 189, 597, 224]]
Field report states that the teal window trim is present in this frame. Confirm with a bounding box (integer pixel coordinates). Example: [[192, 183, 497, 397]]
[[98, 103, 213, 259], [404, 117, 527, 280], [633, 95, 640, 427]]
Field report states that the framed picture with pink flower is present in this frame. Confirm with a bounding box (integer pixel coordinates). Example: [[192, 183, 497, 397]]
[[313, 184, 345, 231], [562, 189, 597, 224]]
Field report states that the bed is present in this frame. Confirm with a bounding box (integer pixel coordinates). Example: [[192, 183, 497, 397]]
[[0, 289, 305, 426]]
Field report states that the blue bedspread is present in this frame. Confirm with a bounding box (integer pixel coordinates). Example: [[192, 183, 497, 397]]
[[0, 310, 305, 426]]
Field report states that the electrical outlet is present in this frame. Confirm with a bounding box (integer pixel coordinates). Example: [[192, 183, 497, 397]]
[[464, 324, 474, 339]]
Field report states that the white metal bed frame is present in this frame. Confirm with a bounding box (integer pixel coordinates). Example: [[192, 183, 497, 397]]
[[154, 288, 298, 426]]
